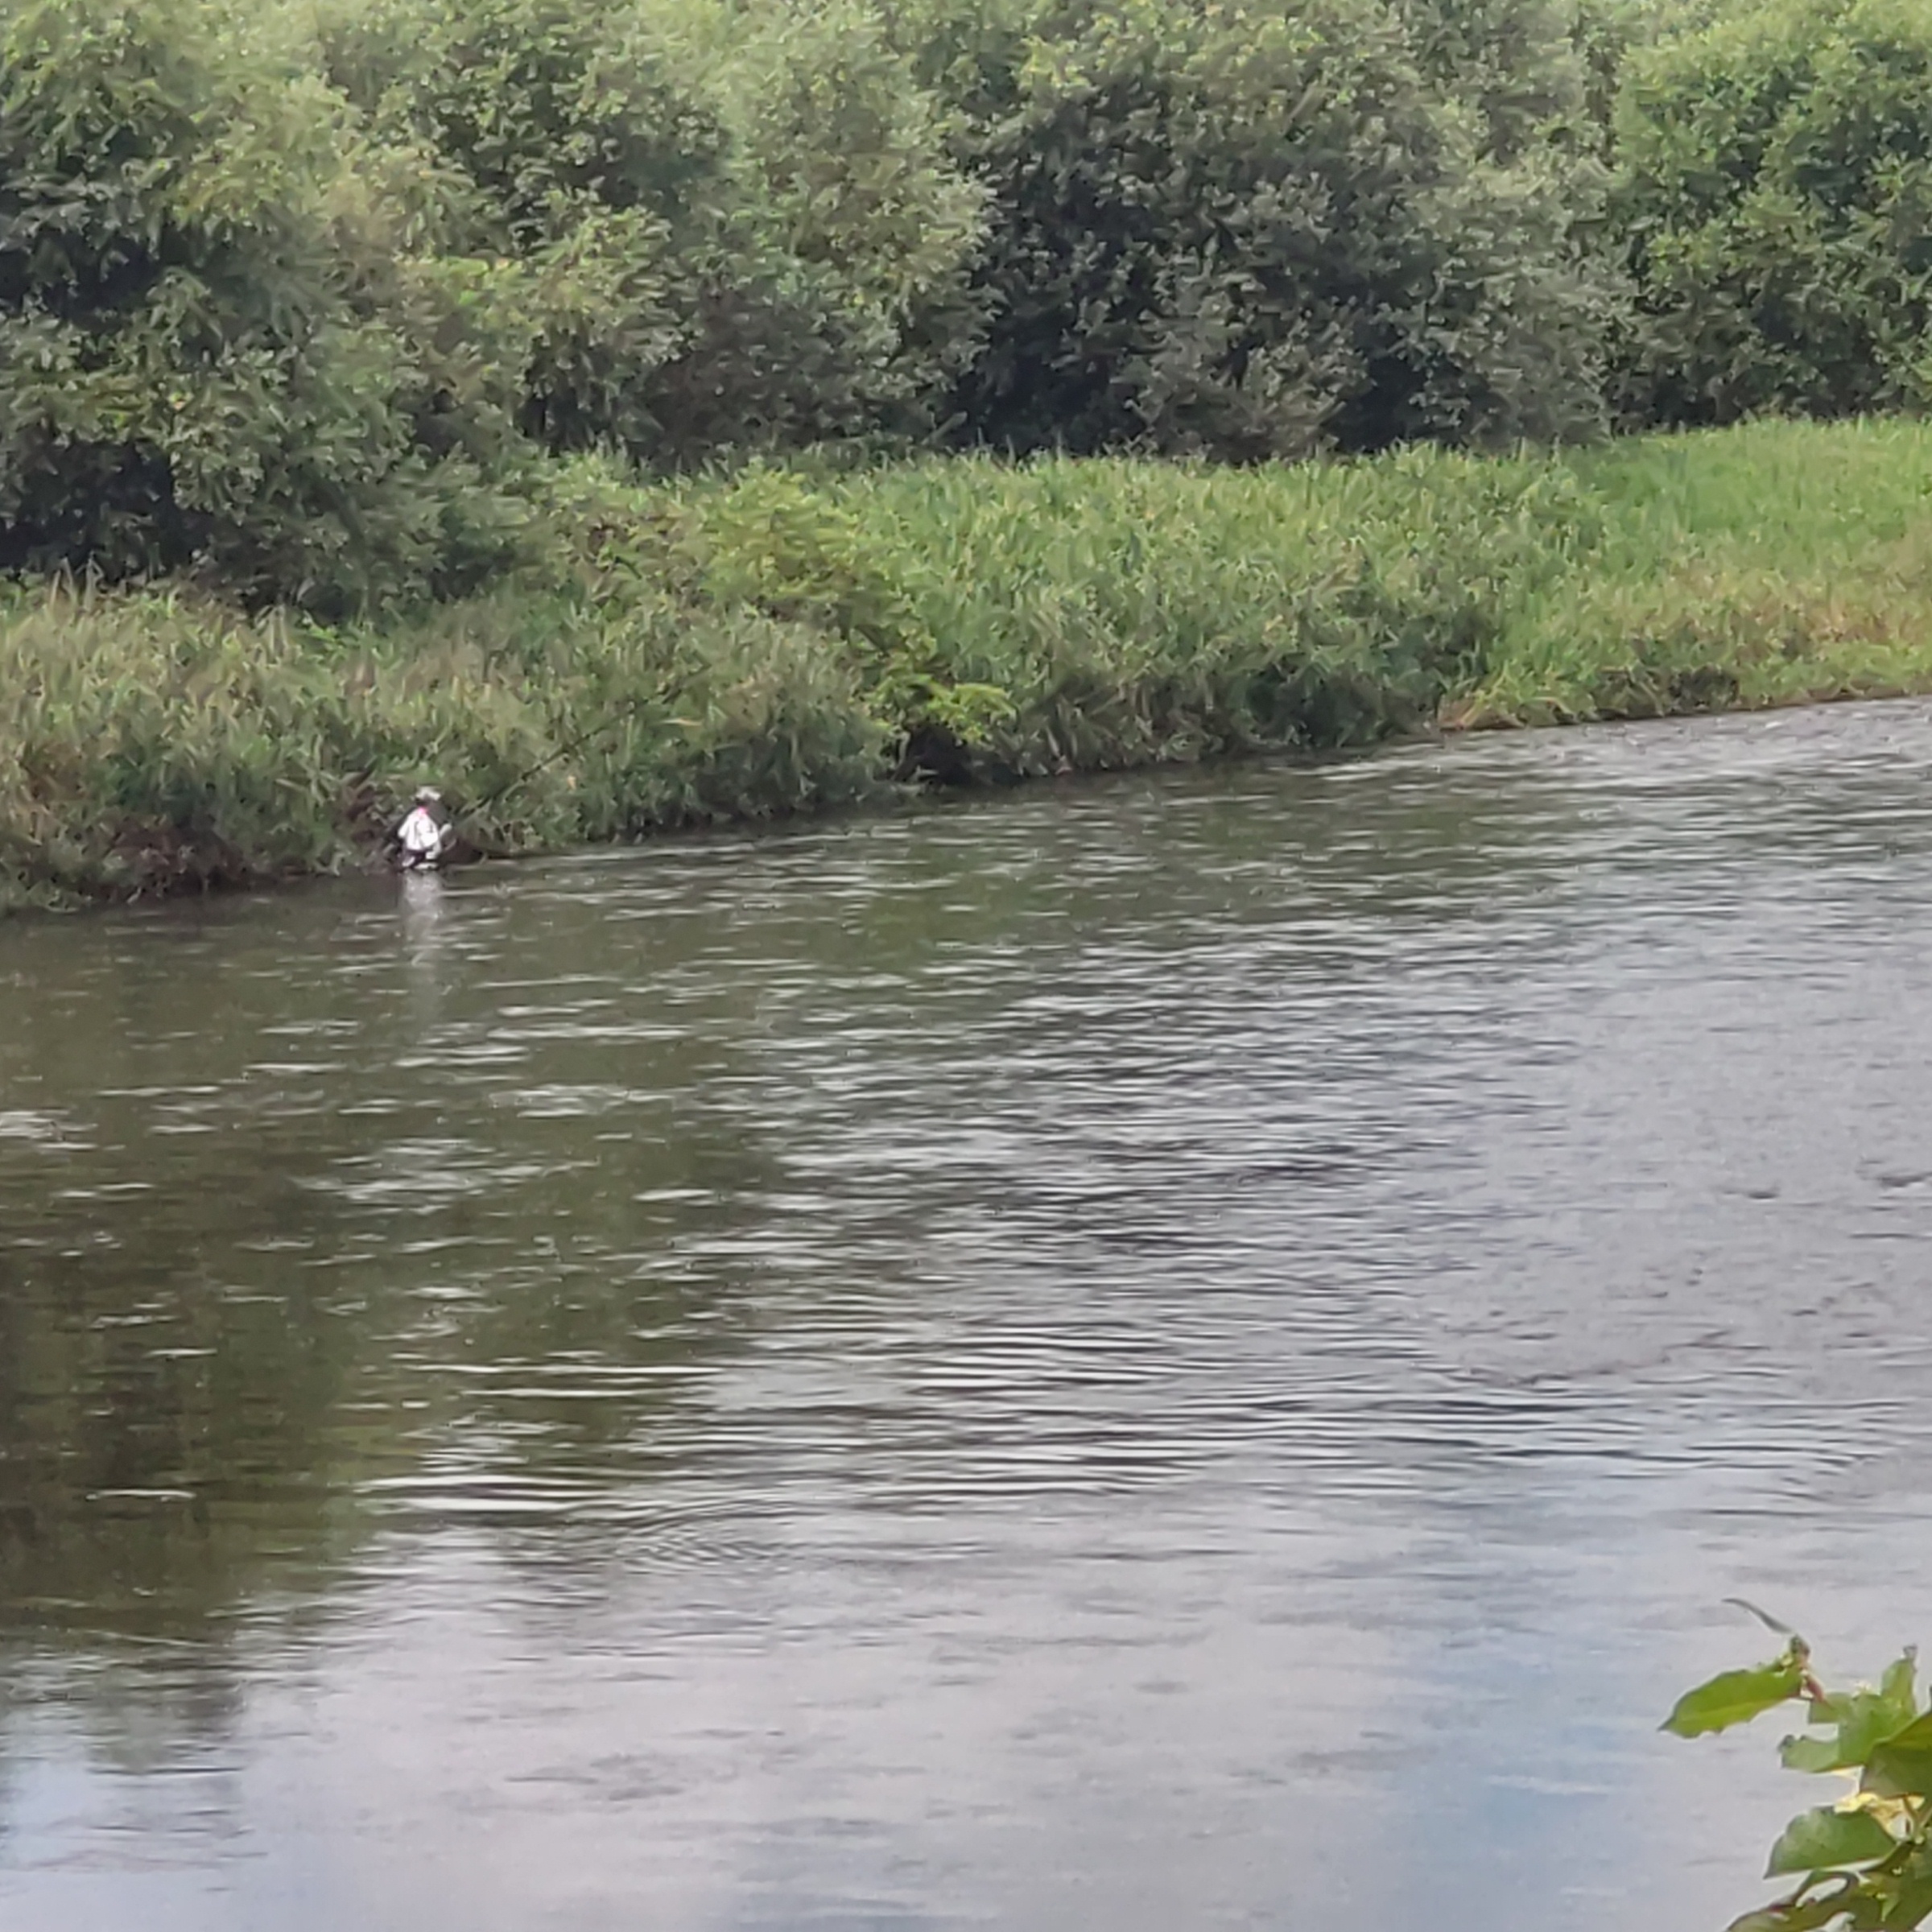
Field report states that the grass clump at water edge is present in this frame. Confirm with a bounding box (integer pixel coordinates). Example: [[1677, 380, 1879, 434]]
[[10, 417, 1932, 910]]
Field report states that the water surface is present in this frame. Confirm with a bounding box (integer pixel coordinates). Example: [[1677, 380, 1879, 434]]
[[6, 702, 1932, 1931]]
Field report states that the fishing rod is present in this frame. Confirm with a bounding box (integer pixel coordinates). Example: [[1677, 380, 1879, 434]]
[[403, 686, 678, 865], [464, 689, 665, 821]]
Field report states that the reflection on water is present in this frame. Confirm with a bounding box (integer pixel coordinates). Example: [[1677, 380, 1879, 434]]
[[6, 704, 1932, 1930]]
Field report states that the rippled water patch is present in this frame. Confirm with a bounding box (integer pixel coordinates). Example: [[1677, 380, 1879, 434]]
[[6, 704, 1932, 1931]]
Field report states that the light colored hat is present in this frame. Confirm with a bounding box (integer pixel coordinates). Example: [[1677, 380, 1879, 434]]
[[414, 786, 442, 804]]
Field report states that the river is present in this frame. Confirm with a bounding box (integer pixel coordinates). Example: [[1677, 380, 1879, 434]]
[[5, 701, 1932, 1932]]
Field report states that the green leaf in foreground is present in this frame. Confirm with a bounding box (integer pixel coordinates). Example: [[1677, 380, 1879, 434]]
[[1675, 1633, 1932, 1932], [1865, 1711, 1932, 1799], [1765, 1806, 1897, 1876], [1887, 1864, 1932, 1932], [1665, 1649, 1808, 1738], [1727, 1886, 1859, 1932], [1780, 1733, 1844, 1773], [1881, 1652, 1918, 1712], [1783, 1655, 1921, 1773]]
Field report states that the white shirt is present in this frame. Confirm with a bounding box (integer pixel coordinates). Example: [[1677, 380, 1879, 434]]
[[398, 806, 446, 862]]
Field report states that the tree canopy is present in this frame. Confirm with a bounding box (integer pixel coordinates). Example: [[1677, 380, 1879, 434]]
[[0, 0, 1925, 607]]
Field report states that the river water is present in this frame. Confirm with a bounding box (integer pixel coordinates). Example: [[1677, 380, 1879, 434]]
[[4, 701, 1932, 1931]]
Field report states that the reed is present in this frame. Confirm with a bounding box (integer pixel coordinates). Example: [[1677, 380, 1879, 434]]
[[10, 417, 1932, 908], [830, 419, 1932, 742]]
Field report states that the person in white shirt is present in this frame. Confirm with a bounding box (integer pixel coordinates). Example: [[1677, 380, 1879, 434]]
[[393, 786, 452, 869]]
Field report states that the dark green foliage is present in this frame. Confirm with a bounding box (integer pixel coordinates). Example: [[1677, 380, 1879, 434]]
[[0, 0, 1663, 589], [1615, 0, 1932, 425], [22, 0, 1932, 601], [316, 0, 984, 464], [10, 0, 1932, 606], [0, 0, 524, 612], [907, 0, 1619, 459]]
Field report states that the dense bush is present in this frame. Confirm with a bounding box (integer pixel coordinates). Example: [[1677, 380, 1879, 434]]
[[16, 0, 1932, 600], [1615, 0, 1932, 425], [0, 0, 524, 611], [0, 0, 1662, 607], [903, 0, 1620, 458], [315, 0, 985, 464], [0, 569, 890, 906]]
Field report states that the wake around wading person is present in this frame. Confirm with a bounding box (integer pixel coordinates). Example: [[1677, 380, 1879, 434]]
[[392, 787, 453, 870]]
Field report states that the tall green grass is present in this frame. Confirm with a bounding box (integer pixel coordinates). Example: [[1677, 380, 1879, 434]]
[[1466, 419, 1932, 721], [819, 418, 1932, 747], [10, 418, 1932, 909], [0, 578, 886, 910]]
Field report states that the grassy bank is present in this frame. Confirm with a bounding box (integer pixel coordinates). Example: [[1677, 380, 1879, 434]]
[[9, 416, 1932, 910]]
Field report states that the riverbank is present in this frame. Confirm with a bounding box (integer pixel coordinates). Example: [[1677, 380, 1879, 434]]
[[9, 416, 1932, 910]]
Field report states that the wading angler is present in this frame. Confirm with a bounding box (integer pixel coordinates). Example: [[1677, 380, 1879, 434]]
[[390, 788, 453, 871]]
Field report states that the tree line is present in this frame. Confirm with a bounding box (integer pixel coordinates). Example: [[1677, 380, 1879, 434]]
[[2, 0, 1929, 612]]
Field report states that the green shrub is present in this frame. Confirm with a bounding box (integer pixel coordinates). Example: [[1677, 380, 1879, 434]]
[[316, 0, 984, 465], [1615, 0, 1932, 426], [0, 0, 523, 611], [895, 0, 1620, 460]]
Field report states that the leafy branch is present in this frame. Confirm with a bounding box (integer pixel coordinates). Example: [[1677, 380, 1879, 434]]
[[1666, 1624, 1932, 1931]]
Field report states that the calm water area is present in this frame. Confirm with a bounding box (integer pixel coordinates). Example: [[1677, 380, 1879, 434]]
[[5, 701, 1932, 1931]]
